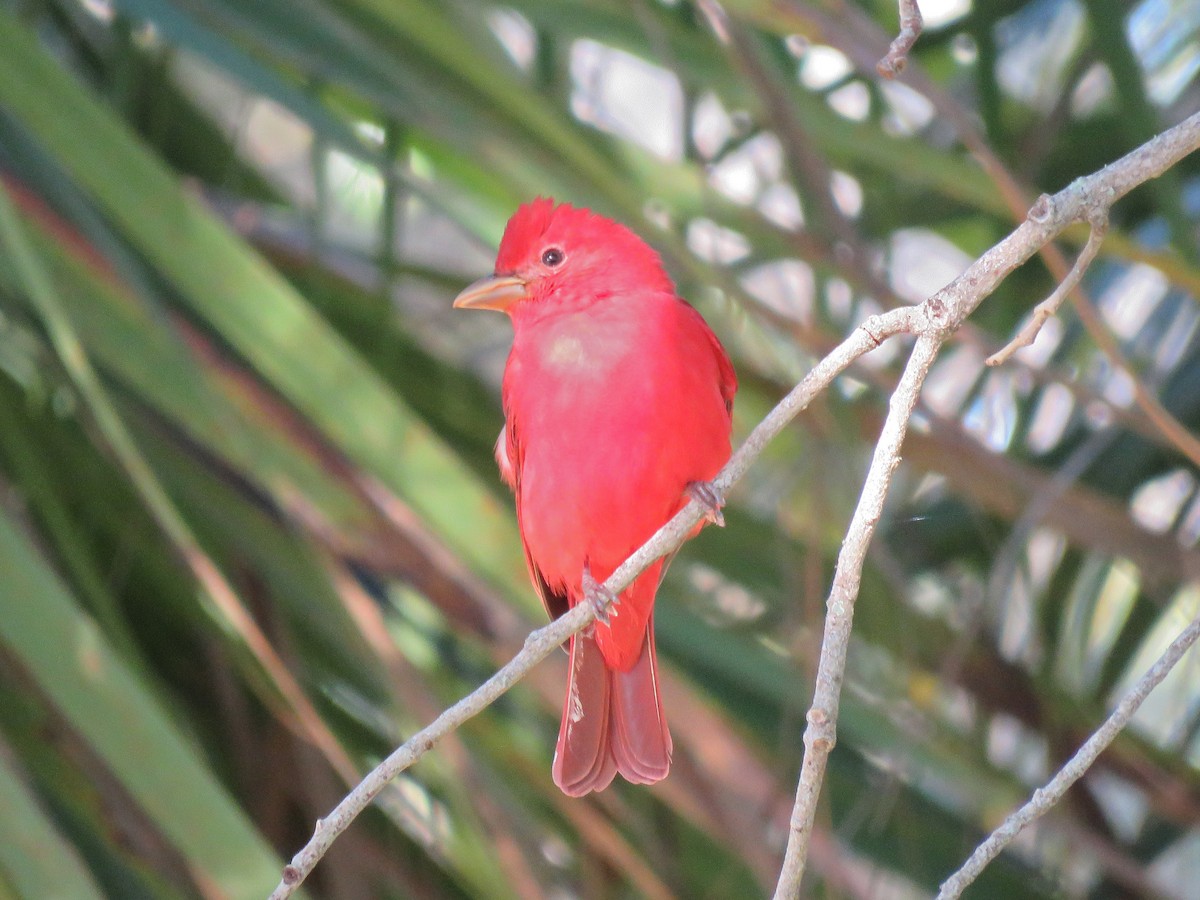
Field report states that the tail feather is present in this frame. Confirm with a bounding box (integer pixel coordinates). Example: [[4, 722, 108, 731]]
[[554, 631, 618, 796], [553, 624, 671, 796], [610, 622, 671, 784]]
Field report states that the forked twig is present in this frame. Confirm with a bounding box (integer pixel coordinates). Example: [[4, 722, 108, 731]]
[[771, 110, 1200, 897], [987, 211, 1109, 366]]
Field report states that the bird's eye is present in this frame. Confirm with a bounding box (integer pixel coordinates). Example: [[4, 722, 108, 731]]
[[541, 247, 565, 268]]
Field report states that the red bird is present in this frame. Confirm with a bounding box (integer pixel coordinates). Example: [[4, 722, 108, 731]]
[[454, 199, 736, 795]]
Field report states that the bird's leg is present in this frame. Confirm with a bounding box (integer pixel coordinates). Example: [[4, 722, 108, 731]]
[[686, 480, 726, 528], [582, 563, 619, 626]]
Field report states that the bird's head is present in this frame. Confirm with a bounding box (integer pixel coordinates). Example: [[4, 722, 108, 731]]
[[453, 198, 673, 318]]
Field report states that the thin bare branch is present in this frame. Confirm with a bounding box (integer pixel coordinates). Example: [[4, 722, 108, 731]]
[[877, 0, 924, 77], [773, 334, 940, 899], [268, 305, 924, 899], [770, 0, 1200, 469], [936, 611, 1200, 899], [987, 213, 1109, 366], [770, 109, 1200, 896], [271, 109, 1200, 900]]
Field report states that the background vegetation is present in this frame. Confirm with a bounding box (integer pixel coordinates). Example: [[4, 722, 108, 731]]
[[1, 0, 1199, 897]]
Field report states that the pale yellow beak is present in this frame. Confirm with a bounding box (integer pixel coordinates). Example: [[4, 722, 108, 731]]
[[452, 274, 528, 312]]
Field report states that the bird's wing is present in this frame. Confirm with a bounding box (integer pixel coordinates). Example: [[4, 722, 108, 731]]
[[503, 412, 571, 623], [680, 300, 737, 416], [653, 299, 737, 584]]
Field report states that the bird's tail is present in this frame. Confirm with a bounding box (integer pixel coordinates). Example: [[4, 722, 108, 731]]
[[552, 623, 672, 796]]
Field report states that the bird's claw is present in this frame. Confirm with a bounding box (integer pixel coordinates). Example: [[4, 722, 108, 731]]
[[687, 480, 726, 528], [582, 564, 618, 626]]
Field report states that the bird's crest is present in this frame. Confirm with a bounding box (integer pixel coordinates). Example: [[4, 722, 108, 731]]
[[494, 198, 672, 297]]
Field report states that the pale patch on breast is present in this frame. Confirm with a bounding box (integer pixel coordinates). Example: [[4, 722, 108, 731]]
[[545, 334, 587, 369]]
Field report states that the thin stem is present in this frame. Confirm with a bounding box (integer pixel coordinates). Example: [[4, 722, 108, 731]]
[[268, 305, 924, 899], [773, 334, 940, 898], [937, 612, 1200, 898], [986, 213, 1108, 366], [270, 108, 1200, 899], [770, 108, 1200, 896], [877, 0, 924, 77]]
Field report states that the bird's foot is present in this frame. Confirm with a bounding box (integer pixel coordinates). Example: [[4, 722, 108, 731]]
[[582, 563, 619, 626], [687, 480, 726, 528]]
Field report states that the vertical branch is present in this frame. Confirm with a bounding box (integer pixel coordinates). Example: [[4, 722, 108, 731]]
[[772, 333, 941, 898], [770, 108, 1200, 896], [268, 306, 923, 899]]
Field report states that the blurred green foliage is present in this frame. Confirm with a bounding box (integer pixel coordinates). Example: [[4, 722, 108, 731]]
[[1, 0, 1199, 897]]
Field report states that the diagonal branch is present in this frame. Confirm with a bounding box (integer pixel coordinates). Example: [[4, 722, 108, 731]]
[[268, 304, 924, 899], [773, 333, 940, 899], [770, 109, 1200, 896], [270, 109, 1200, 900], [986, 212, 1109, 366], [754, 0, 1200, 469], [936, 611, 1200, 899]]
